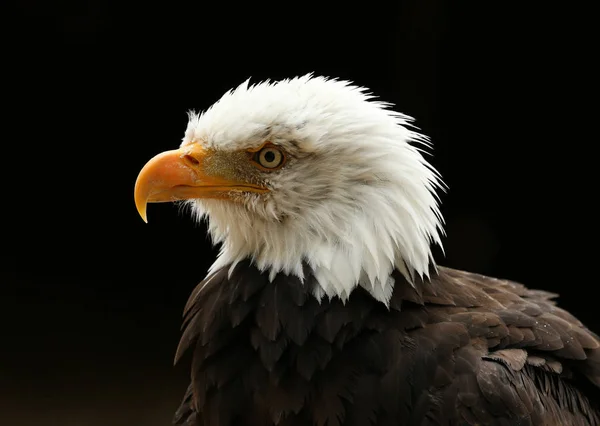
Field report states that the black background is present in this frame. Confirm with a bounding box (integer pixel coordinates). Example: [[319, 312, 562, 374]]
[[5, 2, 592, 425]]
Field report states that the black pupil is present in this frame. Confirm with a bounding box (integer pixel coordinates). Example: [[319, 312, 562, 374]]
[[263, 150, 276, 163]]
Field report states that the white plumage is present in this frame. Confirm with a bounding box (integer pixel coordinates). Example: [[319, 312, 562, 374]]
[[181, 74, 445, 305]]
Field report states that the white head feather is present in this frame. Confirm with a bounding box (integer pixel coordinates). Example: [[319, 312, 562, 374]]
[[182, 74, 445, 306]]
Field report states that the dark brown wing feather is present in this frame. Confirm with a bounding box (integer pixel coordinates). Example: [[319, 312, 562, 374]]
[[173, 261, 600, 426], [172, 384, 199, 426]]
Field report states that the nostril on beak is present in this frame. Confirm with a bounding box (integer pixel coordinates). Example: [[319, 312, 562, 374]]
[[183, 155, 200, 166]]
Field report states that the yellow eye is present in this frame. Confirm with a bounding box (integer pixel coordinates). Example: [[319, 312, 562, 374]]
[[253, 146, 285, 170]]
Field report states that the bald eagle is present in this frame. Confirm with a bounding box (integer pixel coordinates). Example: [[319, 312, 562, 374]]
[[134, 75, 600, 426]]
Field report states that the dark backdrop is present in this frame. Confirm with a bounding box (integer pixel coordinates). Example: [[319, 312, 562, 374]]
[[5, 2, 589, 426]]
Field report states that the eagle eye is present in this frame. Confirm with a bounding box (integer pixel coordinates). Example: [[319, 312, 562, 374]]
[[252, 145, 286, 170]]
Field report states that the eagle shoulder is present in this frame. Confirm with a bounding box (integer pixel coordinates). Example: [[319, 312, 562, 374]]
[[407, 267, 600, 425], [173, 262, 600, 426]]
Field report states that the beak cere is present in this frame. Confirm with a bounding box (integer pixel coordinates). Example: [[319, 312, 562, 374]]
[[134, 145, 268, 223]]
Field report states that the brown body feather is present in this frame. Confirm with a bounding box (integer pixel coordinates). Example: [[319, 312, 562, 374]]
[[173, 261, 600, 426]]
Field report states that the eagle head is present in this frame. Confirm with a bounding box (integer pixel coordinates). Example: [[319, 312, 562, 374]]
[[134, 75, 445, 305]]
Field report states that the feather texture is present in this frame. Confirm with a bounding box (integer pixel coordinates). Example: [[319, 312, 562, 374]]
[[173, 262, 600, 426]]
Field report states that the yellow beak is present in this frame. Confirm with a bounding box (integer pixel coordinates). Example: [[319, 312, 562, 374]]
[[134, 145, 268, 223]]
